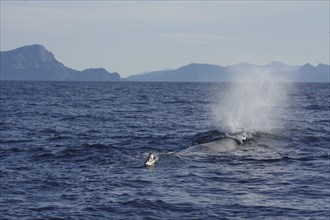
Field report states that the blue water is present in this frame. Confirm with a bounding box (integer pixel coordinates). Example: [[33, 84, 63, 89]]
[[0, 81, 329, 219]]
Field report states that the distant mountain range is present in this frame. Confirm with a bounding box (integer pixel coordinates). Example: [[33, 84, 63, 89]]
[[1, 44, 329, 82], [128, 62, 329, 82], [128, 63, 232, 82], [0, 44, 121, 81]]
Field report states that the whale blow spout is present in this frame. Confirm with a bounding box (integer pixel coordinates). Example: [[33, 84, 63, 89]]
[[144, 152, 159, 167]]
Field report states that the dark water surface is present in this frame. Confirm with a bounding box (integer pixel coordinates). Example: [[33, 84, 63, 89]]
[[1, 81, 329, 219]]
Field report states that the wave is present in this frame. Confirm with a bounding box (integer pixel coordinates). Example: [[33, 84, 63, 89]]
[[29, 143, 116, 162], [240, 153, 329, 163], [47, 135, 72, 141], [120, 198, 195, 213], [0, 139, 35, 144], [83, 143, 109, 149]]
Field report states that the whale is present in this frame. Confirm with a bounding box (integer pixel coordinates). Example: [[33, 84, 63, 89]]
[[144, 131, 254, 167], [178, 137, 241, 155]]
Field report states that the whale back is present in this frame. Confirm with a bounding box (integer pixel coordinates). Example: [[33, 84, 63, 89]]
[[204, 137, 240, 152], [179, 137, 240, 155]]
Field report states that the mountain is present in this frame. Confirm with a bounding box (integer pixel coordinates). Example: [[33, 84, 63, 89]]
[[2, 44, 328, 82], [128, 62, 329, 82], [293, 63, 329, 82], [73, 68, 121, 81], [0, 44, 121, 81], [128, 63, 231, 82], [226, 61, 301, 80]]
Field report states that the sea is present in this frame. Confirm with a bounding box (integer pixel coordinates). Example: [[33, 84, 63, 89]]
[[0, 81, 329, 219]]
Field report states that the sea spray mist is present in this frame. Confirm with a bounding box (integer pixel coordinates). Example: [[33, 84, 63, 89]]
[[212, 66, 290, 133]]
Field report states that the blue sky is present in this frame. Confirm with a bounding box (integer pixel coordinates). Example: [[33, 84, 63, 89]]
[[1, 1, 329, 77]]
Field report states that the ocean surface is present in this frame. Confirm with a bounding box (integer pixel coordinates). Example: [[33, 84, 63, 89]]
[[0, 81, 329, 219]]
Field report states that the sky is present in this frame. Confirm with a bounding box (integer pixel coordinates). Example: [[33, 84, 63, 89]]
[[1, 1, 329, 77]]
